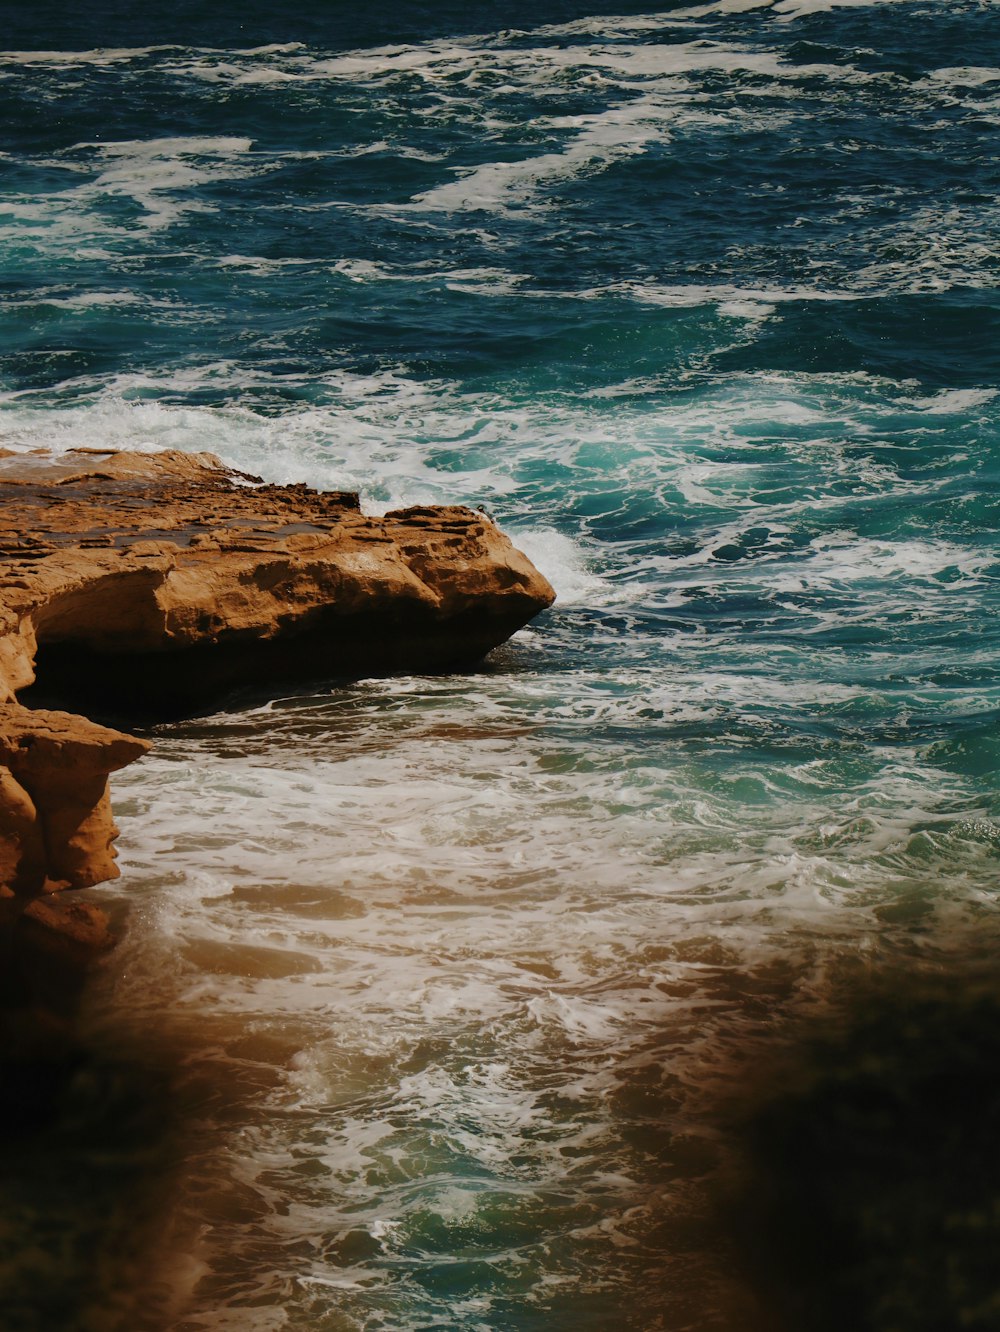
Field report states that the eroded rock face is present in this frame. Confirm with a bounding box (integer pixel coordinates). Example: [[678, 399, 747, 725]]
[[0, 448, 555, 717], [0, 704, 150, 899], [0, 701, 150, 980], [0, 448, 555, 913]]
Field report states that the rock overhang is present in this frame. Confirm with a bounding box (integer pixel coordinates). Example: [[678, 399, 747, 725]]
[[0, 447, 555, 915]]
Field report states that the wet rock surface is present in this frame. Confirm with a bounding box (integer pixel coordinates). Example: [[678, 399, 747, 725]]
[[0, 447, 553, 952]]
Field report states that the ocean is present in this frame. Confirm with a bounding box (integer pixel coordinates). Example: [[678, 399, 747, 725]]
[[2, 2, 1000, 1328]]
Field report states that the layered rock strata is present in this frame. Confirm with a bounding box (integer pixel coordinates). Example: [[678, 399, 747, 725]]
[[0, 448, 555, 716], [0, 447, 554, 929]]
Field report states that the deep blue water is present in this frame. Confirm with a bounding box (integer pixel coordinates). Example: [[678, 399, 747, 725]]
[[2, 2, 1000, 1329]]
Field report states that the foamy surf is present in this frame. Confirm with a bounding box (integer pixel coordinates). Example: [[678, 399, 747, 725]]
[[2, 0, 999, 1327]]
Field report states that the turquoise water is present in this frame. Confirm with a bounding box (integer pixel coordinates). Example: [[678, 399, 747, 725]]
[[2, 3, 1000, 1329]]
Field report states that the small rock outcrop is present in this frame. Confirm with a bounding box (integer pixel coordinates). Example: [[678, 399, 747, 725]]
[[0, 702, 150, 985], [0, 447, 555, 919], [0, 703, 150, 899], [0, 448, 556, 716]]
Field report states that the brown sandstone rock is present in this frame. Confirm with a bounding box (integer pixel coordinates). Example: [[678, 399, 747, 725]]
[[0, 702, 148, 1045], [0, 704, 150, 897], [0, 448, 554, 915], [0, 448, 556, 716]]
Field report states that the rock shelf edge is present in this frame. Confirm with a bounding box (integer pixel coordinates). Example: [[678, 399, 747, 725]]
[[0, 448, 555, 957]]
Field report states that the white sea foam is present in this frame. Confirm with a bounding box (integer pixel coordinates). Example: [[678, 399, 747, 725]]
[[2, 9, 996, 1328], [771, 0, 920, 19], [73, 134, 255, 157], [507, 529, 615, 606], [672, 0, 914, 17], [768, 533, 995, 590], [0, 289, 188, 313], [331, 257, 530, 292], [921, 66, 1000, 88], [0, 20, 883, 236], [907, 387, 999, 415], [0, 45, 182, 66], [0, 379, 522, 505], [0, 21, 986, 299], [0, 136, 269, 243], [101, 662, 990, 1233], [716, 298, 777, 321], [2, 364, 991, 533], [111, 721, 952, 1010], [76, 136, 264, 228], [408, 96, 679, 215], [0, 41, 305, 67], [528, 13, 693, 37]]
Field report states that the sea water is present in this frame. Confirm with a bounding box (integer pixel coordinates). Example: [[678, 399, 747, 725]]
[[1, 2, 1000, 1329]]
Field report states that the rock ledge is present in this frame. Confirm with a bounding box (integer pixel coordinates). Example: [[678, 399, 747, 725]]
[[0, 448, 554, 921]]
